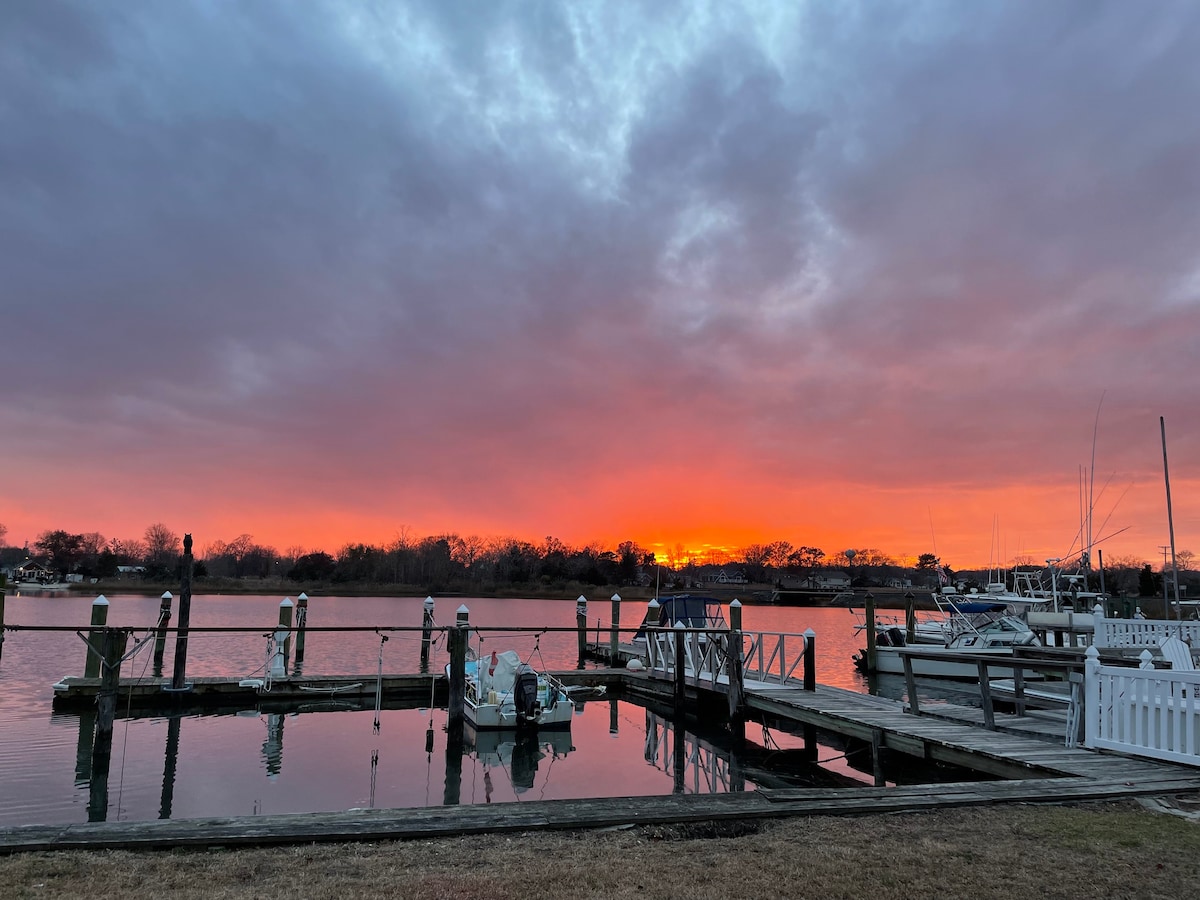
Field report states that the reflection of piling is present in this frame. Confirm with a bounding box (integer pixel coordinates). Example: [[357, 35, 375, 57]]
[[672, 720, 686, 794], [863, 592, 877, 673], [420, 596, 435, 670], [610, 593, 621, 661], [443, 718, 464, 806], [84, 596, 110, 679], [89, 627, 128, 823], [74, 711, 97, 786], [0, 574, 6, 662], [170, 535, 194, 691], [294, 593, 309, 667], [153, 591, 173, 675], [447, 605, 469, 728], [609, 697, 619, 735], [159, 716, 182, 819], [575, 596, 587, 668], [277, 597, 294, 669], [262, 713, 285, 777]]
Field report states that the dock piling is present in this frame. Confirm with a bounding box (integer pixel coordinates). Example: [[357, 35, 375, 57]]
[[294, 593, 309, 666], [673, 621, 686, 713], [170, 534, 194, 692], [420, 596, 435, 669], [803, 627, 816, 692], [89, 627, 128, 823], [447, 605, 469, 728], [277, 598, 294, 670], [575, 596, 587, 667], [0, 574, 6, 663], [84, 596, 110, 679], [153, 592, 172, 675], [610, 593, 621, 662], [864, 592, 877, 673], [726, 600, 745, 719], [904, 591, 915, 644]]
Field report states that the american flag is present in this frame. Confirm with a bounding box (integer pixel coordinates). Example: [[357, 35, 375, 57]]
[[935, 565, 948, 586]]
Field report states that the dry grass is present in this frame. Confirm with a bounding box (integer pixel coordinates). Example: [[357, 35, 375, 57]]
[[2, 800, 1198, 900]]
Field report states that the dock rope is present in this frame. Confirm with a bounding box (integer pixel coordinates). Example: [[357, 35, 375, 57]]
[[373, 631, 388, 734]]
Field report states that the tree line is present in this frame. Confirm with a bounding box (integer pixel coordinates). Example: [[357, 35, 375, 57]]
[[1, 521, 1191, 597]]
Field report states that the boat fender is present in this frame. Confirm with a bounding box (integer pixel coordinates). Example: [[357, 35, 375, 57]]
[[627, 658, 645, 671]]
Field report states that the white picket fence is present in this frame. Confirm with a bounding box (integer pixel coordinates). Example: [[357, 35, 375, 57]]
[[1084, 646, 1200, 765]]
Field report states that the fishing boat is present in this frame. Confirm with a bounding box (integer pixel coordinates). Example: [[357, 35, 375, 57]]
[[854, 601, 1041, 679], [453, 649, 573, 730]]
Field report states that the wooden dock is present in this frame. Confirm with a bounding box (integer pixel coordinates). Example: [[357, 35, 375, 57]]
[[9, 667, 1200, 853]]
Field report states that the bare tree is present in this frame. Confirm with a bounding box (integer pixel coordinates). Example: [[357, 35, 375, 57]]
[[0, 522, 7, 547], [144, 523, 181, 568]]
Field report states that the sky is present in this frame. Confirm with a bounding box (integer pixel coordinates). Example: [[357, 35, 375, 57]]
[[2, 0, 1198, 570]]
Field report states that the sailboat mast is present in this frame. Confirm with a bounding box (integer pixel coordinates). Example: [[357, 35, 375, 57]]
[[1162, 416, 1182, 620]]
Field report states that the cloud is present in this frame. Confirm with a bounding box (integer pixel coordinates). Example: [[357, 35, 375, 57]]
[[1, 1, 1197, 562]]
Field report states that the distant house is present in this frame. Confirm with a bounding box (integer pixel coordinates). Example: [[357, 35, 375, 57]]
[[16, 560, 55, 583], [810, 570, 852, 590], [116, 565, 147, 578], [715, 569, 747, 585]]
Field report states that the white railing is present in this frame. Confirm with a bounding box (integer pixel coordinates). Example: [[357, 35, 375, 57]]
[[741, 630, 811, 686], [642, 627, 813, 690], [1092, 605, 1200, 650], [1084, 646, 1200, 765], [643, 711, 739, 793]]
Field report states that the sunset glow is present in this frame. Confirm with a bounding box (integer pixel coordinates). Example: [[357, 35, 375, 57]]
[[2, 2, 1197, 571]]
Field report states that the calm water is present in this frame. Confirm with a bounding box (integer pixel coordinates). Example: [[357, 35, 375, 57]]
[[0, 593, 961, 828]]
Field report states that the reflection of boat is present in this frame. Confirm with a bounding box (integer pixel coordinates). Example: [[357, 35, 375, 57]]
[[854, 602, 1041, 679], [449, 650, 573, 730], [468, 726, 574, 794]]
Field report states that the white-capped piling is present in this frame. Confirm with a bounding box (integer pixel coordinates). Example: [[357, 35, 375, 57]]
[[726, 600, 745, 722], [610, 593, 621, 661], [294, 593, 309, 665], [170, 534, 194, 691], [904, 591, 916, 644], [84, 596, 110, 679], [277, 597, 294, 670], [153, 592, 173, 673], [575, 595, 588, 666], [420, 596, 435, 668], [673, 620, 687, 712]]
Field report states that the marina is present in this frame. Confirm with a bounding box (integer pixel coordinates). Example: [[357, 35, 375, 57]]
[[5, 589, 1200, 852]]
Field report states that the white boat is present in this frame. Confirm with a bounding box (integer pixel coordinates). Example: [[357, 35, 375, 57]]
[[855, 602, 1041, 679], [14, 581, 72, 592], [451, 650, 573, 730]]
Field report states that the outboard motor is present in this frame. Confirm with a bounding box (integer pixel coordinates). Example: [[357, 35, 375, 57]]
[[513, 665, 542, 725], [887, 627, 906, 647]]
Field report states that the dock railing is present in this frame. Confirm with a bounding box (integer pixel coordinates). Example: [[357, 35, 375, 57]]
[[641, 626, 816, 693], [1092, 604, 1200, 650], [1084, 646, 1200, 766]]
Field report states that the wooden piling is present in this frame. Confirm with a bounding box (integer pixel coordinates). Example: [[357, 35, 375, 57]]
[[153, 592, 172, 674], [84, 596, 110, 679], [575, 596, 587, 666], [278, 597, 294, 669], [170, 534, 194, 691], [870, 727, 885, 787], [609, 593, 621, 661], [726, 600, 745, 719], [447, 605, 469, 727], [803, 627, 816, 692], [294, 593, 309, 666], [89, 627, 128, 823], [904, 591, 916, 644], [420, 596, 435, 669], [864, 592, 877, 673]]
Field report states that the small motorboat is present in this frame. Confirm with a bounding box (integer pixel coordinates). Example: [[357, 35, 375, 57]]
[[450, 649, 573, 730]]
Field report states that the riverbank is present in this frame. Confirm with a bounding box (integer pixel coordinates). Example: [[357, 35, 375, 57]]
[[1, 799, 1196, 899]]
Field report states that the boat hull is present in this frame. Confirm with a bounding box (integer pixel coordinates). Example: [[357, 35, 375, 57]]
[[464, 697, 574, 730]]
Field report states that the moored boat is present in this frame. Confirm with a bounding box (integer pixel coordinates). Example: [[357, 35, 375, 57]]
[[451, 650, 573, 730]]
